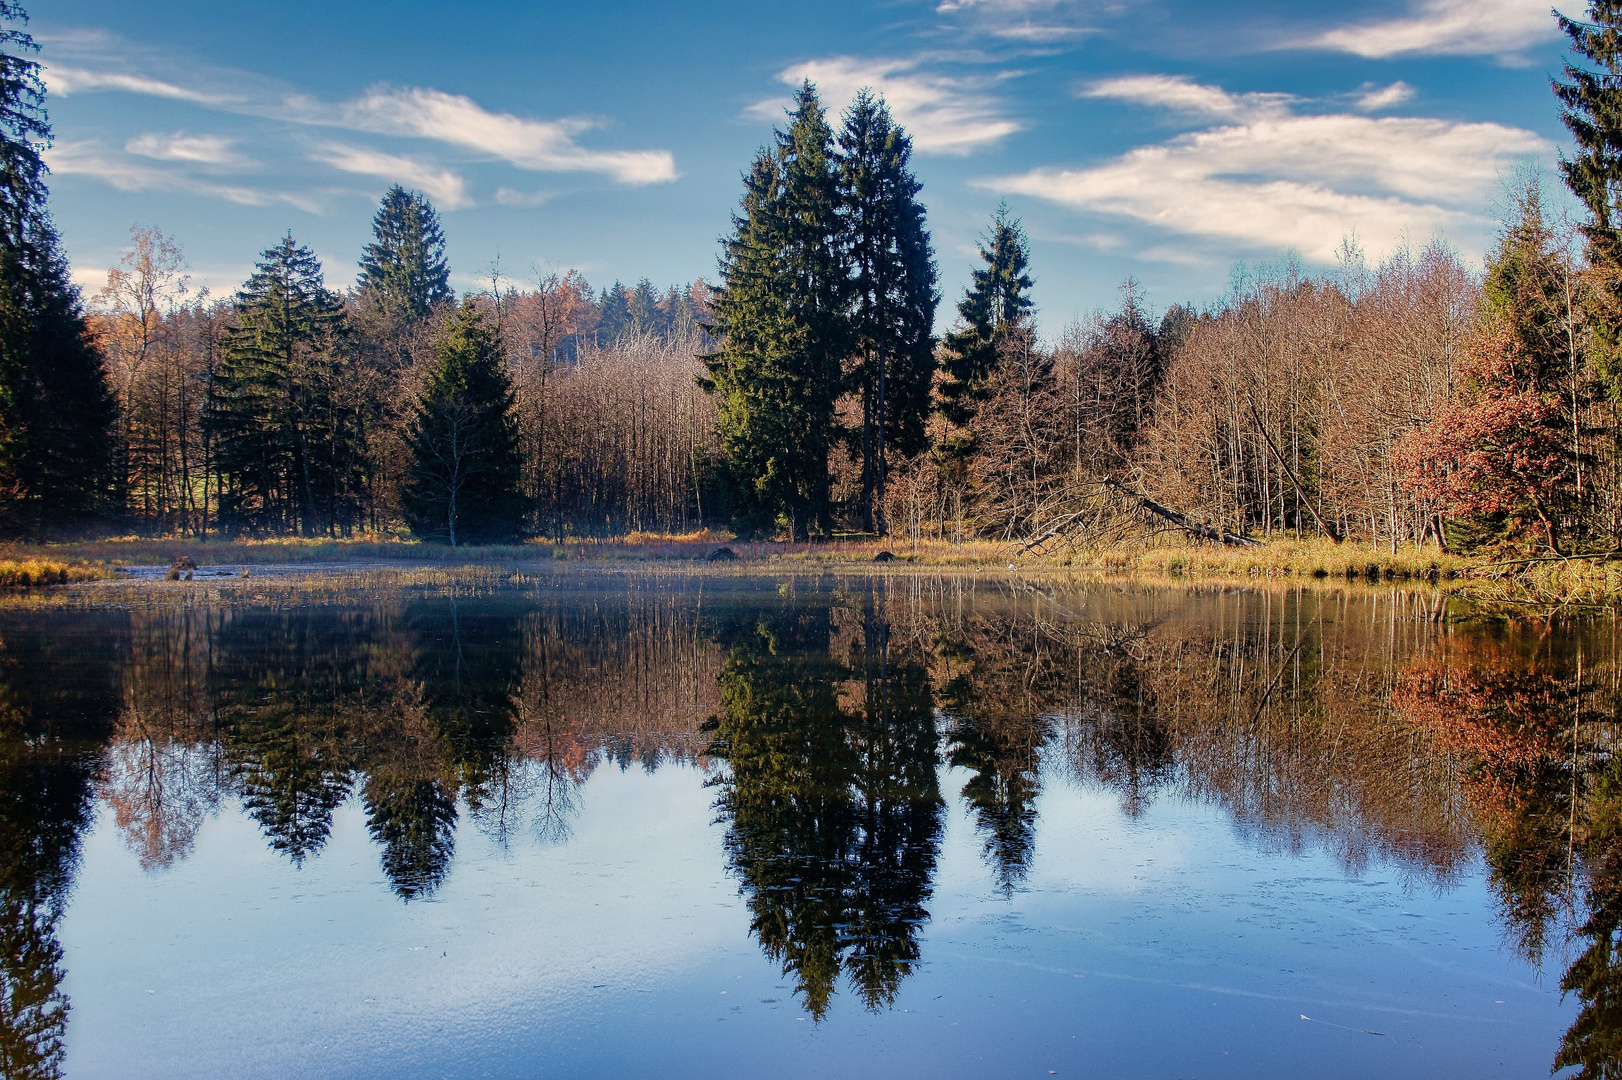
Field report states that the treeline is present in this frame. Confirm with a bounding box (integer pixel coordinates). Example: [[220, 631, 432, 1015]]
[[14, 0, 1622, 552], [92, 209, 719, 541]]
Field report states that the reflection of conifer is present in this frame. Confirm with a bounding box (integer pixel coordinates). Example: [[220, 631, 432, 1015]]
[[227, 708, 352, 864], [363, 775, 457, 901], [0, 630, 115, 1080], [1083, 658, 1173, 818], [707, 598, 942, 1019], [935, 636, 1051, 893]]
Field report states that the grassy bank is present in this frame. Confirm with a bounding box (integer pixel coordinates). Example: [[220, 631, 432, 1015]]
[[5, 532, 1620, 608], [1078, 539, 1471, 581]]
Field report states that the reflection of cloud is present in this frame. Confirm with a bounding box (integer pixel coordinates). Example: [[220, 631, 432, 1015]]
[[46, 140, 323, 214], [308, 143, 470, 209], [126, 132, 252, 168], [750, 56, 1020, 155], [1308, 0, 1554, 58], [982, 97, 1549, 261], [1082, 75, 1292, 120]]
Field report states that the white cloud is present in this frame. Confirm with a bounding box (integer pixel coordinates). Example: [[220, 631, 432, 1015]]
[[989, 24, 1092, 41], [982, 107, 1550, 262], [1309, 0, 1555, 58], [46, 140, 322, 214], [1082, 75, 1293, 120], [936, 0, 1065, 10], [308, 143, 471, 209], [42, 63, 236, 106], [126, 132, 252, 168], [37, 51, 678, 186], [1354, 81, 1416, 111], [330, 86, 677, 185], [752, 57, 1021, 155], [493, 186, 553, 208]]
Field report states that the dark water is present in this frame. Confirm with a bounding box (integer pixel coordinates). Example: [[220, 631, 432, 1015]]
[[1, 574, 1616, 1078]]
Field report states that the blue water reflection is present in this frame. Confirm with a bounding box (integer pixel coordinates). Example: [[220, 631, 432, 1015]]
[[0, 576, 1605, 1077]]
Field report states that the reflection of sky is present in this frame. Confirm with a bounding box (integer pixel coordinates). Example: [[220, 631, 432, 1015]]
[[61, 763, 1567, 1079]]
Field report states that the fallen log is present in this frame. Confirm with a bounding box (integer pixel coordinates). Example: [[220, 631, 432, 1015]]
[[1103, 478, 1262, 547]]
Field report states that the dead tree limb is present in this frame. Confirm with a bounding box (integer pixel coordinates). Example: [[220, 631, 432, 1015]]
[[1246, 397, 1342, 542], [1103, 478, 1261, 547]]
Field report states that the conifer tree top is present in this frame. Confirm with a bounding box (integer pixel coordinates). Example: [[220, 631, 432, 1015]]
[[358, 185, 453, 323]]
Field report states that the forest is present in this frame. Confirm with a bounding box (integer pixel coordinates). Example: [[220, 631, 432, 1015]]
[[5, 2, 1622, 558]]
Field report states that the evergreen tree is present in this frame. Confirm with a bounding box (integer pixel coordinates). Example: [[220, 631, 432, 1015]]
[[703, 82, 847, 539], [402, 299, 522, 545], [0, 2, 115, 537], [356, 185, 451, 323], [1557, 2, 1622, 395], [838, 90, 938, 534], [1398, 183, 1583, 553], [596, 281, 630, 341], [208, 235, 361, 536], [627, 278, 661, 335], [938, 204, 1034, 426]]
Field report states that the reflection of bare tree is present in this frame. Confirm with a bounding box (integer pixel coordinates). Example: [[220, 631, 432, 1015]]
[[1388, 620, 1622, 1078], [891, 580, 1470, 883], [99, 735, 219, 871], [96, 608, 224, 870]]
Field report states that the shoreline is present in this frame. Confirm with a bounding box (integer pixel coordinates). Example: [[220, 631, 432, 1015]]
[[0, 536, 1613, 613]]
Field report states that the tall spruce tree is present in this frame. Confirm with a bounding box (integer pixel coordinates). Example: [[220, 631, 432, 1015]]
[[1557, 2, 1622, 396], [0, 2, 115, 537], [628, 278, 661, 335], [208, 235, 362, 536], [938, 204, 1034, 426], [402, 299, 522, 545], [356, 186, 452, 323], [596, 281, 630, 341], [838, 90, 938, 534], [703, 83, 847, 539]]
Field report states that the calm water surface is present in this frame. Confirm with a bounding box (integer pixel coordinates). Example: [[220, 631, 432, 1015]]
[[1, 574, 1614, 1078]]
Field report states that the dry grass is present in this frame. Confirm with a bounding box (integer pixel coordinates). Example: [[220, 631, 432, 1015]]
[[1060, 538, 1472, 582], [13, 531, 1622, 608], [0, 558, 108, 587]]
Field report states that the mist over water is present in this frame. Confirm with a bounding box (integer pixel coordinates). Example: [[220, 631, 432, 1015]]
[[0, 575, 1610, 1078]]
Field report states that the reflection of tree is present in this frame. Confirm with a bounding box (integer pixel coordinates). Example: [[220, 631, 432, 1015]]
[[707, 596, 942, 1019], [228, 705, 354, 864], [0, 617, 121, 1080], [934, 624, 1063, 893], [1393, 624, 1622, 1079], [97, 609, 223, 870]]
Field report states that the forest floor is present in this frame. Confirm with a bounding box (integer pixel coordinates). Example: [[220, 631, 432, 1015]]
[[2, 532, 1617, 610]]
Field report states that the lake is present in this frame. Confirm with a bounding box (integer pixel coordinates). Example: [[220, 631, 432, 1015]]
[[0, 571, 1612, 1078]]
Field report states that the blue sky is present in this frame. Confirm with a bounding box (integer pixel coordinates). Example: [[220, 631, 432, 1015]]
[[36, 0, 1570, 328]]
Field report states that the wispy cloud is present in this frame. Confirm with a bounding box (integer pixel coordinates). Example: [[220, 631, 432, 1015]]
[[984, 80, 1549, 261], [1082, 75, 1293, 120], [751, 56, 1021, 155], [1307, 0, 1555, 59], [126, 132, 252, 168], [327, 86, 677, 185], [1354, 81, 1416, 111], [493, 186, 553, 208], [46, 140, 322, 213], [42, 63, 238, 106], [308, 143, 471, 209], [37, 43, 679, 189]]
